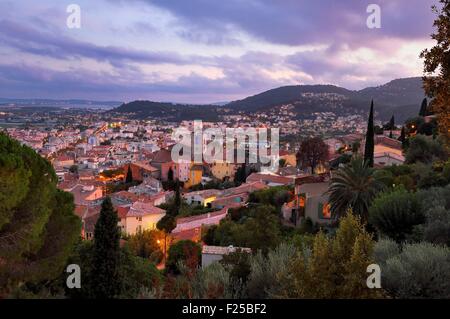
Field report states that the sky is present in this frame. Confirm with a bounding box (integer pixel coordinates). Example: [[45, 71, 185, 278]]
[[0, 0, 439, 103]]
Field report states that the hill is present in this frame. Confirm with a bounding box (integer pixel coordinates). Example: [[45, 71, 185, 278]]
[[112, 100, 222, 122], [110, 77, 426, 123]]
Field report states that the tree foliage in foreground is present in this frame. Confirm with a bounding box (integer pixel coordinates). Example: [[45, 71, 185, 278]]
[[420, 0, 450, 146], [0, 133, 80, 295], [278, 213, 383, 298], [374, 239, 450, 298]]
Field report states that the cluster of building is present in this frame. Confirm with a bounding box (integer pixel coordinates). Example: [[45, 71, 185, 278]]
[[4, 111, 408, 267]]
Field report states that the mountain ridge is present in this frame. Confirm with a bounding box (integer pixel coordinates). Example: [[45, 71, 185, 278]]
[[111, 77, 426, 122]]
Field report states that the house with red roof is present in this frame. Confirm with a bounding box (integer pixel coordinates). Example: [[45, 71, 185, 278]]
[[123, 201, 166, 235]]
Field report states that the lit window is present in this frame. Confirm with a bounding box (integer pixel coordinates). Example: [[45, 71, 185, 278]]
[[322, 203, 331, 219]]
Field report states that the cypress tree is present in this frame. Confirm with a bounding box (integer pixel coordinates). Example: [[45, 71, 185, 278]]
[[389, 114, 395, 130], [125, 164, 133, 183], [398, 127, 406, 142], [91, 197, 121, 298], [364, 101, 375, 167], [174, 180, 181, 211], [419, 98, 428, 117], [168, 167, 174, 181]]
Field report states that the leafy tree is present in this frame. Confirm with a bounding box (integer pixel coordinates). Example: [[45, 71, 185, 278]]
[[126, 229, 164, 262], [0, 133, 80, 294], [328, 157, 384, 220], [91, 197, 121, 298], [156, 215, 176, 234], [420, 205, 450, 246], [69, 164, 78, 174], [166, 240, 201, 274], [415, 164, 448, 189], [220, 249, 252, 285], [248, 186, 291, 209], [420, 0, 450, 146], [373, 169, 395, 188], [234, 164, 247, 185], [364, 101, 375, 167], [190, 262, 238, 299], [374, 240, 450, 298], [280, 213, 382, 298], [66, 241, 162, 299], [246, 243, 297, 299], [296, 137, 329, 173], [393, 174, 415, 191], [416, 186, 450, 246], [117, 247, 162, 298], [205, 205, 281, 253], [125, 164, 133, 183], [443, 161, 450, 182], [405, 134, 448, 164], [241, 206, 281, 254], [369, 188, 425, 243]]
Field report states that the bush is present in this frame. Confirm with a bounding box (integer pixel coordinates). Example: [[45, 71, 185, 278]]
[[374, 240, 450, 298], [369, 188, 425, 242], [298, 217, 316, 234], [125, 230, 164, 262], [405, 135, 448, 164], [166, 240, 201, 274], [246, 243, 297, 298]]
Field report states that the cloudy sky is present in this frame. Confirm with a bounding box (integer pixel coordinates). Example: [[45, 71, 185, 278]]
[[0, 0, 438, 103]]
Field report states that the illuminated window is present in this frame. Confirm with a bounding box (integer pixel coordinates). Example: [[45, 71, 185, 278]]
[[298, 193, 306, 207], [322, 203, 331, 219], [318, 202, 331, 219]]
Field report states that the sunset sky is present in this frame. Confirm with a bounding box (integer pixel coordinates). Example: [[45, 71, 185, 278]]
[[0, 0, 438, 103]]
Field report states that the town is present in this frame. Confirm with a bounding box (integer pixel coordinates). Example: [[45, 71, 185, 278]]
[[0, 0, 449, 305]]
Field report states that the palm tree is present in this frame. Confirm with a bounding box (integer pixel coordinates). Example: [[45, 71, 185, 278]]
[[328, 157, 384, 220]]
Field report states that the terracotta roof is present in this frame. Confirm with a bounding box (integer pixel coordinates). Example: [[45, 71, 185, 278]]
[[151, 149, 173, 163], [131, 161, 159, 172], [184, 189, 221, 198], [295, 174, 329, 185], [173, 208, 228, 233], [246, 172, 294, 185], [127, 201, 166, 217], [116, 206, 130, 219], [111, 191, 139, 202], [221, 181, 267, 196]]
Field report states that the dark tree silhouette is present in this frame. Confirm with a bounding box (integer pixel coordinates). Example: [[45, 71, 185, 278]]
[[364, 101, 375, 167], [125, 164, 133, 183], [91, 197, 121, 298], [419, 98, 428, 117], [297, 137, 329, 174]]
